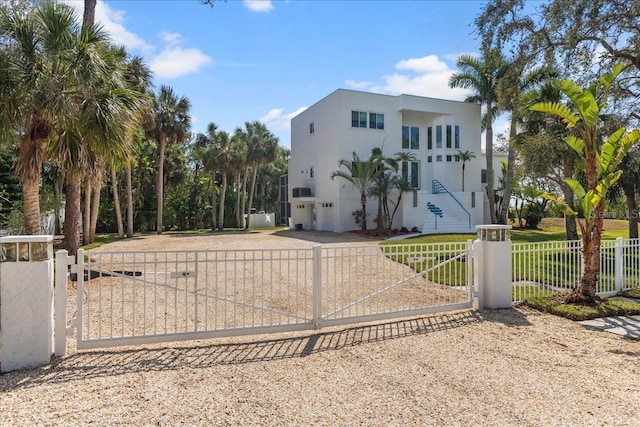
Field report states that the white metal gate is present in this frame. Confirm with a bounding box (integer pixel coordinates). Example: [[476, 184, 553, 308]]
[[59, 242, 473, 350]]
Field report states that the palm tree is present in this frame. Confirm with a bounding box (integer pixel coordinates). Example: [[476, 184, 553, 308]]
[[231, 127, 249, 228], [496, 65, 549, 224], [196, 122, 234, 231], [49, 43, 149, 254], [449, 50, 510, 224], [0, 2, 84, 234], [457, 150, 476, 192], [150, 86, 191, 234], [531, 64, 639, 302], [0, 2, 145, 247], [244, 121, 278, 229], [331, 150, 386, 231]]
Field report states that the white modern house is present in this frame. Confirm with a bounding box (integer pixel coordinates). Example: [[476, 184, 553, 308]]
[[286, 89, 493, 234]]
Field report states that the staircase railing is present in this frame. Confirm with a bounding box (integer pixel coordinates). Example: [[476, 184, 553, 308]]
[[431, 179, 471, 227]]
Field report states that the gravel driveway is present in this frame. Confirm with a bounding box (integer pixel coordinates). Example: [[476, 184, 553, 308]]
[[1, 230, 639, 426]]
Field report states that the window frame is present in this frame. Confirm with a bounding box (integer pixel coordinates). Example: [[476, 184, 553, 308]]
[[401, 160, 420, 190], [351, 111, 367, 128], [369, 112, 384, 130], [402, 126, 419, 150]]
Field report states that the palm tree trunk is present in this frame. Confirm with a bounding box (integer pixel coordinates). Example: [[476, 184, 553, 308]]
[[219, 174, 228, 231], [126, 162, 134, 238], [63, 178, 81, 256], [486, 104, 497, 224], [500, 119, 517, 224], [461, 163, 466, 192], [83, 181, 91, 245], [234, 174, 242, 227], [89, 176, 101, 243], [560, 186, 578, 241], [82, 0, 97, 28], [157, 138, 165, 234], [111, 165, 124, 239], [53, 176, 63, 235], [22, 174, 42, 235], [211, 171, 217, 231], [240, 165, 249, 228], [361, 194, 368, 231], [246, 166, 259, 229]]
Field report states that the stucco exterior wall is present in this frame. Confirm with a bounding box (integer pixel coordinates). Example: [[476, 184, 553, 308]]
[[288, 89, 486, 233]]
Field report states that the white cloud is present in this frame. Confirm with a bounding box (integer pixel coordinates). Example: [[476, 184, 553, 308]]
[[243, 0, 274, 12], [345, 54, 473, 101], [62, 0, 153, 53], [260, 107, 307, 132], [344, 79, 375, 91], [160, 32, 183, 48], [149, 45, 213, 79]]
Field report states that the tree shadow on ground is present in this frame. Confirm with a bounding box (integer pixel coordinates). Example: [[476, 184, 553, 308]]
[[0, 309, 534, 391]]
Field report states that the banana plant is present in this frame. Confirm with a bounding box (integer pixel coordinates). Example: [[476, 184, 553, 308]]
[[531, 63, 640, 302]]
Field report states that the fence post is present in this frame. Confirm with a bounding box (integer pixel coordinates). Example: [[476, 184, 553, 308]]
[[312, 245, 322, 329], [472, 239, 483, 310], [475, 225, 512, 309], [54, 249, 74, 357], [0, 236, 54, 372], [615, 237, 624, 293]]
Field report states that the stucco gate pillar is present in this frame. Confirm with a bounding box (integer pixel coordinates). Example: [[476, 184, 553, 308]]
[[473, 225, 512, 309], [0, 236, 54, 372]]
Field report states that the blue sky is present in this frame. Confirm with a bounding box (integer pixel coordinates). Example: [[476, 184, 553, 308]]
[[63, 0, 514, 149]]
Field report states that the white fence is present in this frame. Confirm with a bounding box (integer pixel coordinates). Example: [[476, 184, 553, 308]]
[[60, 242, 473, 350], [511, 237, 640, 302], [50, 236, 640, 353]]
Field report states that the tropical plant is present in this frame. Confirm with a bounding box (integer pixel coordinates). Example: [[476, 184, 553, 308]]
[[331, 150, 386, 231], [531, 64, 640, 303], [149, 85, 191, 234], [456, 150, 476, 192], [244, 121, 278, 229], [518, 80, 580, 240], [449, 50, 511, 223]]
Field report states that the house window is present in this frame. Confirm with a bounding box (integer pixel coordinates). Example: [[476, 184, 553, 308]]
[[310, 122, 314, 134], [427, 156, 432, 163], [351, 111, 367, 128], [436, 155, 443, 162], [309, 167, 314, 178], [455, 125, 460, 148], [436, 125, 442, 148], [369, 113, 384, 130], [446, 155, 452, 162], [402, 161, 420, 189], [454, 155, 460, 162], [427, 127, 432, 149], [402, 126, 419, 149], [446, 125, 452, 148], [481, 169, 487, 184], [322, 202, 334, 208]]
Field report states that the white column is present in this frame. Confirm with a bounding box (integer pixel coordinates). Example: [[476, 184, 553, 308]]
[[476, 225, 512, 309], [0, 235, 54, 372]]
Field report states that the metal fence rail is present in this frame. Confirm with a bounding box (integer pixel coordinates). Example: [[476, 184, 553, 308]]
[[72, 242, 473, 349], [75, 247, 316, 349], [320, 242, 473, 327], [511, 237, 640, 302]]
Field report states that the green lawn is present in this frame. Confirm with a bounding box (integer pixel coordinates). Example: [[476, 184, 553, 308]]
[[380, 218, 640, 299]]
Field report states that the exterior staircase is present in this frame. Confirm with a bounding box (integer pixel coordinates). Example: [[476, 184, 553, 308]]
[[421, 180, 475, 234]]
